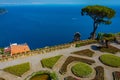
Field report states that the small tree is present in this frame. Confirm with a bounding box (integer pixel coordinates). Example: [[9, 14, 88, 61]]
[[81, 5, 115, 39]]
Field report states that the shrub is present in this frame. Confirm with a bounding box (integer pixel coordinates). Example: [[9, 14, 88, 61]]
[[100, 54, 120, 67], [3, 62, 30, 76], [71, 62, 93, 78], [41, 55, 62, 69]]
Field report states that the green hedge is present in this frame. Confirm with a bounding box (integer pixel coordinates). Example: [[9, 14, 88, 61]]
[[4, 62, 30, 76], [41, 55, 62, 68]]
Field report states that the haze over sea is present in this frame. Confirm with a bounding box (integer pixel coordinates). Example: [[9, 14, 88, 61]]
[[0, 4, 120, 49]]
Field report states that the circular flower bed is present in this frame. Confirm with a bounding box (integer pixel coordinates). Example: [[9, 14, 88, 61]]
[[25, 70, 58, 80], [71, 62, 93, 78], [100, 54, 120, 67]]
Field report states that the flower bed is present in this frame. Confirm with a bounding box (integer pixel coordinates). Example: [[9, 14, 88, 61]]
[[25, 70, 58, 80], [71, 62, 93, 78], [99, 54, 120, 67], [113, 71, 120, 80], [3, 62, 30, 76], [41, 55, 62, 69], [92, 66, 104, 80], [98, 45, 120, 54], [71, 49, 95, 57], [59, 56, 95, 74]]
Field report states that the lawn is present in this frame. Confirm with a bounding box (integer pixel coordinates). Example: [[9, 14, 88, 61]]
[[71, 62, 93, 78], [41, 55, 62, 69], [71, 49, 95, 57], [100, 54, 120, 67], [3, 62, 30, 76]]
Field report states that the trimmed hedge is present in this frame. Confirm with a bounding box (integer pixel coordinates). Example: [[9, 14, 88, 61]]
[[3, 62, 30, 76], [25, 70, 58, 80], [41, 55, 62, 69], [100, 54, 120, 67], [71, 62, 93, 78]]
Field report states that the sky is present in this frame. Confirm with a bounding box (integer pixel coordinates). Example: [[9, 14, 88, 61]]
[[0, 0, 120, 5]]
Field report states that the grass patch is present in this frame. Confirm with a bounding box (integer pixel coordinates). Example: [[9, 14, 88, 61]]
[[98, 45, 120, 54], [100, 54, 120, 67], [41, 55, 62, 69], [71, 62, 93, 78], [3, 62, 30, 76], [59, 56, 95, 74], [71, 49, 95, 57]]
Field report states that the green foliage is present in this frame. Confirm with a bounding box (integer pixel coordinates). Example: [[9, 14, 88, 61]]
[[71, 62, 93, 78], [41, 55, 62, 68], [81, 5, 115, 19], [100, 54, 120, 67], [4, 62, 30, 76]]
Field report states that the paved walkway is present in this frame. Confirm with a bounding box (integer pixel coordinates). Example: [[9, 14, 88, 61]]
[[0, 43, 120, 80]]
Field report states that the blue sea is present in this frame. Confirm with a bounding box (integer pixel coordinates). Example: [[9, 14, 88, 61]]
[[0, 4, 120, 49]]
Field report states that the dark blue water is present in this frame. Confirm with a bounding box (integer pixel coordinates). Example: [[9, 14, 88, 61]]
[[0, 4, 120, 49]]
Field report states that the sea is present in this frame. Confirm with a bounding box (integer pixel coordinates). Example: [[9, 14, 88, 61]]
[[0, 4, 120, 49]]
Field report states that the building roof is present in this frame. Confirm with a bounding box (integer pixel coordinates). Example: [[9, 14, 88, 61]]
[[11, 43, 30, 55]]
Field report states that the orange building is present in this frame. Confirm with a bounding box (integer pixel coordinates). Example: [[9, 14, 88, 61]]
[[4, 43, 30, 56]]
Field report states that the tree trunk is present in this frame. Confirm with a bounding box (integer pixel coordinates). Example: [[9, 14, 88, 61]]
[[90, 22, 98, 39]]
